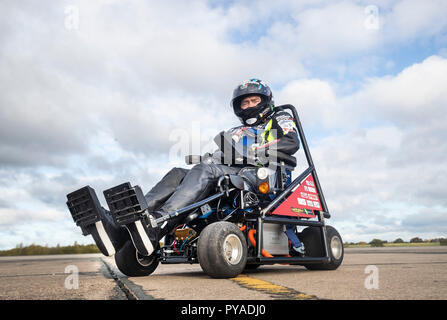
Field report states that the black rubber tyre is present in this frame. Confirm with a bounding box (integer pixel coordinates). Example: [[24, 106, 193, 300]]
[[197, 221, 248, 278], [114, 240, 159, 277], [300, 225, 344, 270]]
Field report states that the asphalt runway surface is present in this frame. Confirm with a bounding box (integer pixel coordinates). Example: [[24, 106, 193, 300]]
[[1, 246, 446, 300]]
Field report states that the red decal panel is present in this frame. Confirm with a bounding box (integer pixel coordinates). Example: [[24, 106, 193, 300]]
[[271, 174, 321, 218]]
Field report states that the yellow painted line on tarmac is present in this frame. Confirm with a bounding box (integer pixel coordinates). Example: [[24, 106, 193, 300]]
[[231, 274, 318, 300]]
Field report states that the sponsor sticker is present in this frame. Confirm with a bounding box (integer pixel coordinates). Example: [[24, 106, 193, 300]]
[[291, 208, 305, 214], [308, 194, 318, 201], [278, 120, 297, 134], [291, 208, 313, 215]]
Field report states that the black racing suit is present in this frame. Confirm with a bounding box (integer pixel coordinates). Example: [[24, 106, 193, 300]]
[[102, 109, 300, 249]]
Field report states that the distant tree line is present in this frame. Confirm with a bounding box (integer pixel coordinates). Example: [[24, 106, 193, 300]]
[[345, 237, 447, 247], [0, 242, 100, 256]]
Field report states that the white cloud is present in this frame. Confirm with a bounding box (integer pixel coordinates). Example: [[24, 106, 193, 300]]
[[292, 2, 381, 58], [300, 56, 447, 241], [1, 1, 447, 248], [276, 79, 340, 127], [348, 55, 447, 126], [383, 0, 447, 43]]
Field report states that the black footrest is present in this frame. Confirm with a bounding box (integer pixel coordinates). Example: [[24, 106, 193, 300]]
[[66, 186, 102, 232], [103, 182, 148, 226]]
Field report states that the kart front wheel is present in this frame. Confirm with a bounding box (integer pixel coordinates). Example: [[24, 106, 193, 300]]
[[198, 221, 248, 278], [114, 240, 159, 277]]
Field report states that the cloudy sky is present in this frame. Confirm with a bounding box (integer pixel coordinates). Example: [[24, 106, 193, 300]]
[[1, 0, 447, 249]]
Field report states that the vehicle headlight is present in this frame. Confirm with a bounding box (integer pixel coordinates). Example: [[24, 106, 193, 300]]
[[257, 167, 269, 180]]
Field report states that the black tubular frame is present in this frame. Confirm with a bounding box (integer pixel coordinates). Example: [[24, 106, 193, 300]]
[[250, 104, 331, 265], [154, 104, 331, 266]]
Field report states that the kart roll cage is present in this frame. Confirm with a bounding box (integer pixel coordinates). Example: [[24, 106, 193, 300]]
[[250, 104, 331, 265]]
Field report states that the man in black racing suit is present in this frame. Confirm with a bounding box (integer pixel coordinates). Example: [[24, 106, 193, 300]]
[[79, 79, 302, 257]]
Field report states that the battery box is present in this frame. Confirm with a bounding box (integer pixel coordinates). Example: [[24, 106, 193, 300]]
[[262, 224, 289, 255]]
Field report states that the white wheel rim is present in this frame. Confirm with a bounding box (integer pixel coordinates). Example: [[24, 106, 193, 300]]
[[223, 234, 243, 265], [330, 236, 343, 260], [136, 250, 155, 267]]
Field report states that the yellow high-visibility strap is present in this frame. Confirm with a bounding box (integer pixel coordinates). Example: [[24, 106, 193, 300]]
[[261, 119, 275, 144]]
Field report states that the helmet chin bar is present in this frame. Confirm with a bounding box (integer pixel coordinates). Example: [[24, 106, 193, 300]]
[[237, 103, 273, 126], [245, 118, 258, 126], [245, 118, 258, 125]]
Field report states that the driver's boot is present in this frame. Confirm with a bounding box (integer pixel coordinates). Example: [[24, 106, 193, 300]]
[[66, 186, 128, 256], [124, 167, 189, 256]]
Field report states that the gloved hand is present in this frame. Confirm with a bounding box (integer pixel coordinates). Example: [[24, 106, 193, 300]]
[[201, 152, 214, 164], [248, 144, 269, 166], [202, 150, 226, 164]]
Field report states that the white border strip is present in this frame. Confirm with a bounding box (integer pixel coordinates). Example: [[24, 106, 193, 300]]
[[134, 220, 154, 256], [95, 221, 116, 256]]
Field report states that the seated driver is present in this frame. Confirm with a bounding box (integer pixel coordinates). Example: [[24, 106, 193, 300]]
[[71, 79, 303, 257]]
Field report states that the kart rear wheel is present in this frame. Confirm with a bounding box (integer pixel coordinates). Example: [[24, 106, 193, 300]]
[[198, 221, 248, 278], [300, 225, 344, 270], [114, 240, 159, 277]]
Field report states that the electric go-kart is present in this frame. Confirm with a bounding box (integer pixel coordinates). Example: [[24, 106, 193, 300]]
[[66, 105, 343, 278]]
